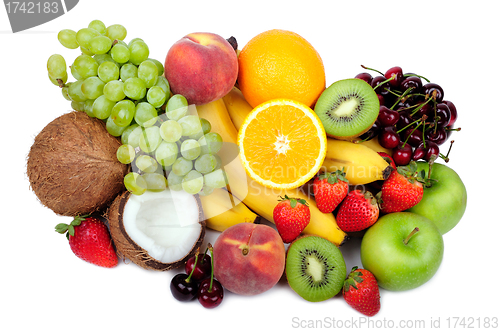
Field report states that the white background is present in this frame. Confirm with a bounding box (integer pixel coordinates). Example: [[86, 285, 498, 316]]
[[2, 0, 498, 331]]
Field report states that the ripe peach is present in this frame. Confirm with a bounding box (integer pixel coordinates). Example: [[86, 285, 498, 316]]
[[213, 223, 285, 296], [164, 32, 238, 105]]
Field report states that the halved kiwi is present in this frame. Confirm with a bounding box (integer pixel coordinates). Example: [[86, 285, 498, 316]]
[[314, 78, 379, 139], [285, 235, 346, 302]]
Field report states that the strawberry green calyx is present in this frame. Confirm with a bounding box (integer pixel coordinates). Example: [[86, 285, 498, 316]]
[[318, 168, 348, 184], [343, 266, 364, 292], [54, 214, 89, 240], [278, 195, 308, 208]]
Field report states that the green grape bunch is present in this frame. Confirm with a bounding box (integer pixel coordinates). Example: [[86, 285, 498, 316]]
[[46, 20, 227, 197]]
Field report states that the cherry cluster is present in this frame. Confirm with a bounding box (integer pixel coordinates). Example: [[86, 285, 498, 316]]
[[356, 66, 460, 166], [170, 244, 224, 309]]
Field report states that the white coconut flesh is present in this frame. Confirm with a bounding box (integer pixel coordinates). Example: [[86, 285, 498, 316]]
[[122, 190, 202, 264]]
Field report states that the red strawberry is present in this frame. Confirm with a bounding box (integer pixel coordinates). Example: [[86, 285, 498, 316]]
[[55, 215, 118, 268], [313, 170, 349, 213], [379, 161, 425, 213], [336, 190, 379, 232], [377, 152, 396, 171], [273, 195, 310, 243], [343, 266, 381, 317]]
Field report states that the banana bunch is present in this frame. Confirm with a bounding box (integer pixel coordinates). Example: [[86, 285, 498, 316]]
[[222, 87, 392, 185], [196, 98, 348, 246], [199, 188, 259, 232]]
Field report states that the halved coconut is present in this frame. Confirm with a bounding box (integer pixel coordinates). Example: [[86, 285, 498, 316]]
[[108, 189, 205, 271]]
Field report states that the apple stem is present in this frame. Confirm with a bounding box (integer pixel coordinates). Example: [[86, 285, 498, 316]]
[[404, 227, 420, 245]]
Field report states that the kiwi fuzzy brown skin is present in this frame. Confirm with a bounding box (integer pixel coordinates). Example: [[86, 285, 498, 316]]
[[27, 111, 129, 216], [107, 191, 206, 271]]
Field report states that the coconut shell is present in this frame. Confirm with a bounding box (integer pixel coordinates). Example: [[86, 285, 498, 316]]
[[27, 111, 128, 216], [107, 191, 205, 271]]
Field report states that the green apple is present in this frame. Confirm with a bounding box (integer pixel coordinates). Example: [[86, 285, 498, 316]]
[[407, 161, 467, 234], [360, 212, 444, 291]]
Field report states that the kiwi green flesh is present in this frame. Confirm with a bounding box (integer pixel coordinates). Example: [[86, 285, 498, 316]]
[[314, 78, 379, 139], [286, 236, 346, 302]]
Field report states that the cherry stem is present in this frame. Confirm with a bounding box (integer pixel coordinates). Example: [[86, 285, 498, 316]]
[[403, 73, 430, 83], [396, 115, 426, 134], [360, 65, 384, 76], [440, 140, 455, 163], [208, 243, 214, 292], [373, 77, 394, 92], [409, 97, 433, 117], [390, 87, 413, 109], [185, 248, 200, 283], [404, 227, 420, 245]]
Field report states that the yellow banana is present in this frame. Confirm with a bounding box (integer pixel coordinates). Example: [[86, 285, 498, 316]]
[[221, 88, 392, 186], [196, 98, 348, 246], [222, 86, 253, 130], [199, 188, 258, 232], [322, 139, 391, 185], [357, 137, 393, 155]]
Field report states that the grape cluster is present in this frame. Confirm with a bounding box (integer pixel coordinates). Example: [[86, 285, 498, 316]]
[[356, 66, 460, 166], [46, 20, 227, 196]]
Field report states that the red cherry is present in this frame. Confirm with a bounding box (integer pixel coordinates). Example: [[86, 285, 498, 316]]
[[185, 253, 211, 281], [412, 145, 427, 161], [392, 142, 413, 166], [378, 126, 400, 149], [425, 142, 440, 161], [385, 66, 403, 88], [198, 278, 224, 309], [378, 106, 400, 127], [355, 72, 373, 85], [444, 100, 457, 127]]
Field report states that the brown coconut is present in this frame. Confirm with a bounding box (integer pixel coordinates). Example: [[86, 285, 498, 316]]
[[27, 111, 129, 216], [108, 190, 205, 271]]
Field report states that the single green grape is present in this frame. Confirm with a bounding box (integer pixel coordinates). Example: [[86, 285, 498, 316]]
[[194, 154, 218, 174], [180, 139, 201, 160], [139, 126, 162, 153], [103, 80, 125, 102], [204, 169, 228, 189], [124, 172, 147, 196], [134, 102, 157, 127], [123, 77, 146, 100], [166, 94, 189, 120], [121, 124, 140, 145], [187, 118, 211, 140], [146, 86, 167, 108], [172, 157, 193, 177], [47, 54, 67, 79], [81, 76, 104, 100], [198, 185, 215, 196], [98, 61, 120, 83], [167, 171, 184, 191], [111, 100, 135, 127], [182, 170, 204, 195], [120, 63, 138, 82], [58, 29, 79, 49], [154, 76, 171, 95], [147, 58, 165, 76], [92, 95, 116, 119], [137, 60, 158, 88], [128, 38, 144, 46], [155, 141, 178, 167], [89, 35, 112, 55], [76, 28, 99, 49], [142, 172, 167, 192], [178, 115, 203, 136], [71, 101, 84, 111], [110, 43, 130, 64], [88, 20, 106, 35], [84, 99, 96, 118], [70, 65, 82, 80], [125, 125, 143, 148], [48, 71, 68, 86], [159, 120, 183, 143], [128, 40, 149, 65], [106, 24, 127, 41], [68, 80, 87, 102], [135, 155, 159, 173], [106, 116, 128, 137], [93, 53, 117, 66], [116, 144, 136, 164], [72, 54, 98, 80], [61, 85, 71, 101], [80, 46, 94, 56], [199, 132, 223, 155]]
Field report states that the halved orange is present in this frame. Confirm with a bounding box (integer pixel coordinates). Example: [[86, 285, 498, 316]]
[[237, 99, 327, 189]]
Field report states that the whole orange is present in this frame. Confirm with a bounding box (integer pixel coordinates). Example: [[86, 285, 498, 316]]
[[238, 29, 326, 108]]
